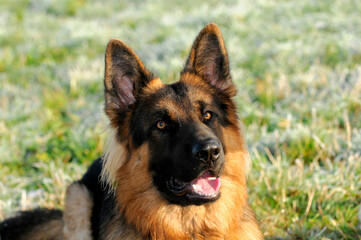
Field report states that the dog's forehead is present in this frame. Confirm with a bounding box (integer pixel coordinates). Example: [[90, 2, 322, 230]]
[[142, 77, 214, 119], [147, 74, 213, 99], [155, 83, 211, 106]]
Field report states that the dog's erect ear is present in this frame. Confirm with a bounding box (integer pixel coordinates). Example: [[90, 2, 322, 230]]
[[183, 23, 236, 96], [104, 39, 153, 116]]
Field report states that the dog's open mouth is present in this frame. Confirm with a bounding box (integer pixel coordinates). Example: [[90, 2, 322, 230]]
[[166, 171, 221, 200]]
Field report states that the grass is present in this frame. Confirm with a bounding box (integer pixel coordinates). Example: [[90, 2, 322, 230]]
[[0, 0, 360, 239]]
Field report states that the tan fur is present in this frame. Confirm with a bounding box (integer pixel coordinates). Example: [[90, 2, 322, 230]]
[[63, 182, 94, 240], [100, 124, 263, 239], [20, 219, 63, 240], [143, 77, 164, 93], [180, 72, 217, 103], [101, 128, 128, 190]]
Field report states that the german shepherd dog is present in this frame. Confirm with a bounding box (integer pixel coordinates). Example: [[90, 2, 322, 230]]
[[0, 23, 263, 240]]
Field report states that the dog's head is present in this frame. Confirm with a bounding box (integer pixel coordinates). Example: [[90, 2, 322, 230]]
[[102, 23, 244, 207]]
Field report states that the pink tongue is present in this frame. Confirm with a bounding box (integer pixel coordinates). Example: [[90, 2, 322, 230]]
[[191, 171, 221, 196]]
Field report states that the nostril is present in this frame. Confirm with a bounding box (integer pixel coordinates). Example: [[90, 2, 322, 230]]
[[195, 150, 209, 162], [212, 147, 220, 158]]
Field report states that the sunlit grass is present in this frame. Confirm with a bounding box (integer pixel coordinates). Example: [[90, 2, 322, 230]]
[[0, 0, 360, 239]]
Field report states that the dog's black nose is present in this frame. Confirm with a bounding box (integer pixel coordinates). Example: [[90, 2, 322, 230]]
[[192, 139, 221, 163]]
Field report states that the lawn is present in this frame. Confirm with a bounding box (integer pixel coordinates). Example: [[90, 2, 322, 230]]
[[0, 0, 360, 239]]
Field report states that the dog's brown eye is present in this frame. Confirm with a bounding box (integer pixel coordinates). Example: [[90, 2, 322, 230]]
[[203, 111, 212, 120], [157, 121, 166, 129]]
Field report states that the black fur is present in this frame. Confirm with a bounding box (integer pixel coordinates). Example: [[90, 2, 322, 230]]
[[0, 208, 62, 240]]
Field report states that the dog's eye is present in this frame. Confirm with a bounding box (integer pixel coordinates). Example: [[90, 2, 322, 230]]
[[203, 111, 213, 120], [156, 121, 166, 129]]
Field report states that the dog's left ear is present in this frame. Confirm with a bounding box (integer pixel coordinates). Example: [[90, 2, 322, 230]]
[[183, 23, 236, 97]]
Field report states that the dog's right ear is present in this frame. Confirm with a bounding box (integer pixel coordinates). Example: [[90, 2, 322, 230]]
[[104, 39, 153, 119]]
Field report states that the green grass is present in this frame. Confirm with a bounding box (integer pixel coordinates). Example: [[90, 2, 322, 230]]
[[0, 0, 360, 239]]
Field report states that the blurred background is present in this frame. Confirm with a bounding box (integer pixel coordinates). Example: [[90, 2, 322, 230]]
[[0, 0, 360, 239]]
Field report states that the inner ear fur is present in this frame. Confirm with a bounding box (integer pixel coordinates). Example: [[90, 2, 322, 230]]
[[104, 39, 153, 118], [182, 23, 236, 97]]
